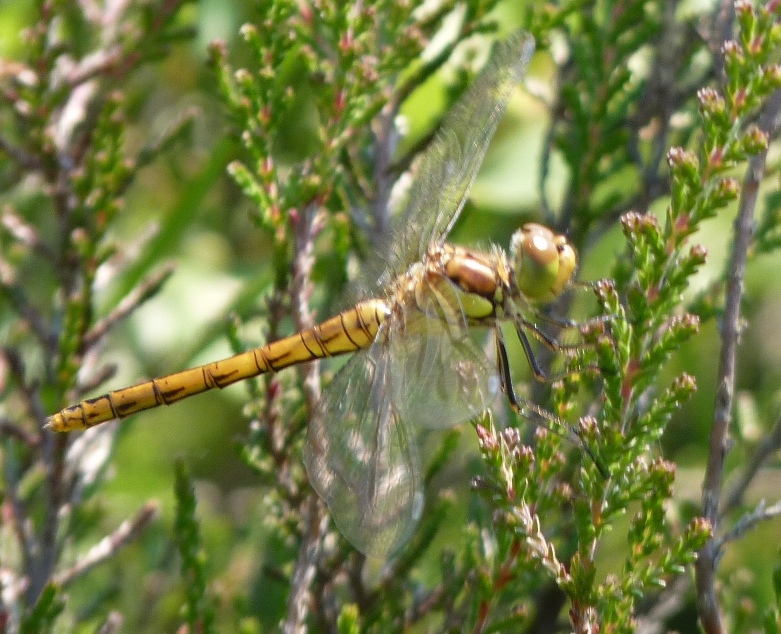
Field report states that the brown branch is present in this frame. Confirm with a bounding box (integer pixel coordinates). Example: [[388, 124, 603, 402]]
[[2, 344, 70, 603], [0, 416, 40, 447], [708, 0, 736, 80], [53, 502, 159, 587], [2, 348, 47, 427], [83, 263, 175, 349], [283, 202, 328, 634], [0, 258, 58, 351], [370, 102, 402, 248], [62, 45, 129, 87], [716, 498, 781, 552], [695, 88, 781, 634], [96, 612, 124, 634], [636, 576, 692, 634], [0, 134, 43, 171], [24, 429, 69, 603], [3, 440, 36, 585], [285, 492, 330, 634], [69, 363, 118, 400], [1, 205, 56, 261], [722, 414, 781, 513]]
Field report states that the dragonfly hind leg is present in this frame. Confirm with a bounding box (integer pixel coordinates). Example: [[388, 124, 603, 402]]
[[531, 310, 612, 333], [493, 327, 578, 440], [493, 328, 607, 476]]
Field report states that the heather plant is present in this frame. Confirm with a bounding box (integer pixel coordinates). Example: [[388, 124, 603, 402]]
[[1, 0, 780, 633]]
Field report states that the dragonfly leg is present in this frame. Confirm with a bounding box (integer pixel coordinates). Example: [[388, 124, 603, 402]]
[[495, 329, 607, 476], [515, 324, 552, 381], [511, 320, 599, 382], [525, 311, 611, 340], [518, 318, 576, 353], [511, 314, 613, 383], [494, 328, 582, 445]]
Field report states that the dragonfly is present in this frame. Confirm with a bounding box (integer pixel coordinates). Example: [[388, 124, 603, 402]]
[[48, 32, 591, 556]]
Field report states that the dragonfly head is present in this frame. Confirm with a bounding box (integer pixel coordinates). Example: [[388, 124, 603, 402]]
[[510, 223, 577, 302]]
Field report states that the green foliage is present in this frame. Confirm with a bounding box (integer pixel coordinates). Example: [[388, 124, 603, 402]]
[[174, 460, 217, 634], [526, 0, 668, 240], [2, 0, 781, 632], [766, 547, 781, 633], [1, 0, 198, 629], [19, 584, 64, 634]]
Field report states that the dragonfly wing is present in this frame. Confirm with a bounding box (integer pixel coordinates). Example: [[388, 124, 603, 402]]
[[391, 32, 535, 270], [304, 340, 423, 557], [392, 284, 500, 429]]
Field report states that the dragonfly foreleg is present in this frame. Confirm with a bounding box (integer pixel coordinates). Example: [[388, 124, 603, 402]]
[[528, 310, 611, 334], [517, 318, 581, 353], [513, 320, 602, 383]]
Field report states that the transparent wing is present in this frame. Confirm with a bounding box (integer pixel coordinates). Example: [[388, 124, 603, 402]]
[[393, 328, 498, 430], [303, 286, 499, 555], [390, 32, 535, 272], [391, 281, 500, 429], [304, 340, 424, 557]]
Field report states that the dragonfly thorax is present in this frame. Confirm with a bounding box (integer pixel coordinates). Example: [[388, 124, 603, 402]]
[[510, 223, 577, 303]]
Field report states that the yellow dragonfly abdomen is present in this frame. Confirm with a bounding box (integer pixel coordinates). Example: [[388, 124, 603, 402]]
[[47, 298, 389, 432]]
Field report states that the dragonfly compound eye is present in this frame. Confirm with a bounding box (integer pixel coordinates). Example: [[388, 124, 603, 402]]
[[511, 223, 578, 302], [551, 236, 578, 298]]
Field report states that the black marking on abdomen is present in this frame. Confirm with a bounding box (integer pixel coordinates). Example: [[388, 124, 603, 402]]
[[340, 312, 361, 348], [105, 396, 119, 420], [299, 330, 322, 358], [355, 307, 376, 342], [209, 366, 240, 387], [311, 327, 332, 357], [262, 343, 285, 371], [316, 324, 344, 348], [153, 380, 171, 405], [115, 396, 142, 416], [252, 346, 274, 373], [202, 366, 217, 389]]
